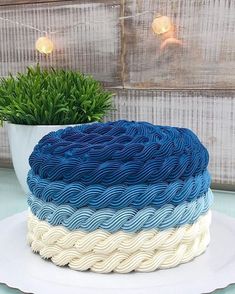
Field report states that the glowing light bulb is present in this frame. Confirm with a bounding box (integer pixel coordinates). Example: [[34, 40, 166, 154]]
[[35, 36, 54, 54], [152, 15, 173, 35]]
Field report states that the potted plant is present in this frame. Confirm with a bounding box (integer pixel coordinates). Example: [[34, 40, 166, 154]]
[[0, 65, 113, 192]]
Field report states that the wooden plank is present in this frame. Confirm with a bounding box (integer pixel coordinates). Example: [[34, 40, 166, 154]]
[[123, 0, 235, 89], [105, 88, 235, 186], [0, 0, 122, 86], [0, 0, 120, 6], [0, 0, 63, 5], [0, 125, 11, 167], [0, 159, 12, 168]]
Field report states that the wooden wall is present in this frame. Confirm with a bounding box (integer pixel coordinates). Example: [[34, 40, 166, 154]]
[[0, 0, 234, 89], [0, 0, 234, 188], [0, 0, 122, 85], [123, 0, 235, 89]]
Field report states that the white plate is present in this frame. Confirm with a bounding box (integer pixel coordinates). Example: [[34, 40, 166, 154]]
[[0, 210, 235, 294]]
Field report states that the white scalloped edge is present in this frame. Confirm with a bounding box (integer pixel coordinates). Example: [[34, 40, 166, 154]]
[[0, 211, 235, 294]]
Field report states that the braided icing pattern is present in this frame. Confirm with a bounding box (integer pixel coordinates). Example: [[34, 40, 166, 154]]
[[27, 170, 211, 209], [28, 211, 211, 254], [29, 120, 209, 184], [28, 189, 213, 233], [27, 212, 211, 273]]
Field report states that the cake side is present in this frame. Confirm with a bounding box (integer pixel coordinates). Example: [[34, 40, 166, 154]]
[[27, 120, 213, 273]]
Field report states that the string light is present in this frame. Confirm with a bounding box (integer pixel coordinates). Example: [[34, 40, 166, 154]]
[[0, 11, 182, 54], [160, 37, 183, 50], [0, 13, 153, 55], [35, 36, 54, 54], [152, 15, 173, 35], [152, 14, 182, 50]]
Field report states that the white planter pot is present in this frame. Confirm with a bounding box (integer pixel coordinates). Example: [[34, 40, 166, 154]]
[[7, 123, 77, 193]]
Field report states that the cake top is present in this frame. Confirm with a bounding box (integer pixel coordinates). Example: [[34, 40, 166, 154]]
[[29, 120, 209, 185]]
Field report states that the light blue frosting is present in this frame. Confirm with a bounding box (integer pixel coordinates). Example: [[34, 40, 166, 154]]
[[28, 189, 213, 233]]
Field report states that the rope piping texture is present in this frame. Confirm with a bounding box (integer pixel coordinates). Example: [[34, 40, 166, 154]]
[[28, 190, 213, 233], [28, 212, 211, 273], [27, 120, 212, 272], [28, 121, 209, 184], [27, 169, 211, 209], [28, 211, 211, 254]]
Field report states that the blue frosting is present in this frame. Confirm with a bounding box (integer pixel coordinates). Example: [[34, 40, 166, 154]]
[[29, 120, 209, 185], [27, 169, 211, 209], [28, 190, 213, 233]]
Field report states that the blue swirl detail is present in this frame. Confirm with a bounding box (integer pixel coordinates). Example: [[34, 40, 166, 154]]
[[27, 169, 211, 209], [28, 120, 209, 185], [28, 190, 213, 233]]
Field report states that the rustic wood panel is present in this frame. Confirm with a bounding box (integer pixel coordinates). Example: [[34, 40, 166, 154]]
[[0, 125, 11, 167], [0, 1, 122, 86], [123, 0, 235, 89], [0, 0, 120, 5], [0, 0, 64, 5], [0, 0, 69, 5], [105, 89, 235, 186]]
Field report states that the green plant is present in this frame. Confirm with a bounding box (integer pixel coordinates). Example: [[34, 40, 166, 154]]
[[0, 65, 113, 125]]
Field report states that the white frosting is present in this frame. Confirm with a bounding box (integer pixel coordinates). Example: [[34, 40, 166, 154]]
[[27, 211, 211, 273]]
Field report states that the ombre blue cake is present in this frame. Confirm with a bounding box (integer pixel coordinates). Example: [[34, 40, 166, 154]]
[[27, 120, 213, 273]]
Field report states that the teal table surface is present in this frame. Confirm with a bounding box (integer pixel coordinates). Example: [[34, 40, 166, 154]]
[[0, 167, 235, 294]]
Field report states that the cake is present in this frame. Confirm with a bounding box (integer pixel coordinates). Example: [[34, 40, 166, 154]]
[[27, 120, 213, 273]]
